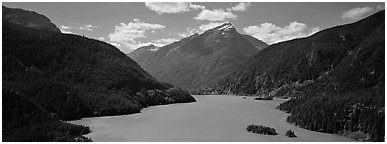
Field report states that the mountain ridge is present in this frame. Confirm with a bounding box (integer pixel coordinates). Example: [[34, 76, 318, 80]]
[[128, 22, 268, 90]]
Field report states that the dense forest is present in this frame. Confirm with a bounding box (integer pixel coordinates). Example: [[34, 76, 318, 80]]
[[213, 10, 385, 141], [276, 11, 385, 141], [3, 17, 195, 141], [277, 86, 384, 141], [246, 125, 277, 135], [3, 89, 92, 141]]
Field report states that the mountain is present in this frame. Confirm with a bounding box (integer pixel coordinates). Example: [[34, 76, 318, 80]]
[[2, 7, 195, 142], [2, 6, 61, 33], [214, 11, 385, 141], [128, 23, 268, 90], [127, 44, 160, 65], [241, 34, 268, 51]]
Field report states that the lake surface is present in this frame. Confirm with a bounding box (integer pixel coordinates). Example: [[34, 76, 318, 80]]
[[69, 95, 354, 142]]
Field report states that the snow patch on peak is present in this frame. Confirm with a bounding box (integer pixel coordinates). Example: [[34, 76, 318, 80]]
[[218, 23, 234, 31]]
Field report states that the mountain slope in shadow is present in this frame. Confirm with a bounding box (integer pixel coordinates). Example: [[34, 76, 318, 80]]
[[2, 6, 195, 141]]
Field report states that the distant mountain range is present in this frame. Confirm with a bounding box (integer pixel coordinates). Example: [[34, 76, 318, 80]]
[[212, 10, 385, 141], [2, 6, 195, 142], [128, 22, 268, 90]]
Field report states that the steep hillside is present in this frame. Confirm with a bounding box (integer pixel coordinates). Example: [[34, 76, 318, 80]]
[[214, 11, 385, 141], [127, 44, 160, 65], [2, 6, 61, 32], [2, 8, 195, 141], [128, 23, 268, 90]]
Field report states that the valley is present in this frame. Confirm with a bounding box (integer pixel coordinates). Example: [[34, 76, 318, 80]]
[[2, 2, 385, 142]]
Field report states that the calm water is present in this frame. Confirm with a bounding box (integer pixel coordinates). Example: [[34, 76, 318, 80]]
[[69, 95, 354, 142]]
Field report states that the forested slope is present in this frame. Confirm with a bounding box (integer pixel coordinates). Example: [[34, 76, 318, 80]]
[[214, 10, 385, 141], [3, 11, 195, 141]]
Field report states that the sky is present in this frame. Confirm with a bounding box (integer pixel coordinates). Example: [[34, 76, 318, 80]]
[[3, 2, 384, 53]]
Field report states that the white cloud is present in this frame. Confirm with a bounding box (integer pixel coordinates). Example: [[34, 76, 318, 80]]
[[79, 24, 97, 31], [98, 37, 105, 40], [145, 2, 206, 14], [145, 2, 190, 14], [108, 19, 166, 53], [60, 24, 97, 31], [178, 33, 188, 37], [244, 22, 320, 44], [189, 3, 206, 10], [195, 9, 237, 21], [376, 4, 385, 10], [342, 7, 374, 20], [133, 18, 140, 23], [227, 2, 251, 12], [60, 25, 71, 29], [178, 27, 199, 37]]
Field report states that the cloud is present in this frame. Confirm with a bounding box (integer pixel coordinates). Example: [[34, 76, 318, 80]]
[[178, 27, 199, 37], [108, 19, 166, 53], [79, 24, 97, 31], [244, 22, 320, 44], [227, 2, 251, 12], [145, 2, 190, 14], [60, 24, 98, 31], [145, 2, 206, 14], [189, 3, 206, 10], [195, 9, 237, 21], [342, 7, 374, 20], [376, 4, 385, 10], [60, 25, 71, 29], [98, 37, 105, 40]]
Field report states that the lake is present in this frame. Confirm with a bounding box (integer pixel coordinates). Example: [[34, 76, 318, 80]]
[[69, 95, 354, 142]]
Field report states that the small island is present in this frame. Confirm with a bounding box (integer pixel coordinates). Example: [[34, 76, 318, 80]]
[[285, 130, 297, 138], [246, 125, 277, 135], [254, 97, 273, 100]]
